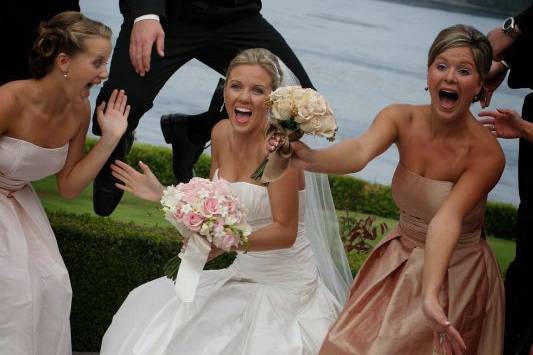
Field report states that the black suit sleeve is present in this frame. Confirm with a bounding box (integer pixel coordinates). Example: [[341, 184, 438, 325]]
[[504, 3, 533, 89], [120, 0, 185, 21], [516, 3, 533, 39]]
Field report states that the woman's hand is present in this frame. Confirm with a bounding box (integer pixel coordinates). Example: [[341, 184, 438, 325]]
[[480, 61, 507, 108], [266, 133, 314, 170], [111, 160, 164, 202], [266, 132, 284, 152], [207, 245, 224, 262], [478, 108, 524, 139], [97, 89, 130, 141], [181, 238, 224, 262], [422, 296, 466, 355], [289, 141, 315, 170]]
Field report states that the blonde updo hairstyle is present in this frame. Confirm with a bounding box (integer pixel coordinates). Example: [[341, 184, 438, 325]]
[[29, 11, 112, 79], [427, 24, 492, 103], [225, 48, 283, 91]]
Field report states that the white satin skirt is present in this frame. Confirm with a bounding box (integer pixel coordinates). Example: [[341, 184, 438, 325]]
[[100, 232, 341, 355]]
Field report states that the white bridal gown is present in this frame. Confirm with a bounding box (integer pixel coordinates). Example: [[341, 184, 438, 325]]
[[100, 171, 342, 355]]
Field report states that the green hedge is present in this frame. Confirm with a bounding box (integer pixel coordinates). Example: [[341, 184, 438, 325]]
[[51, 211, 235, 351], [87, 139, 518, 240]]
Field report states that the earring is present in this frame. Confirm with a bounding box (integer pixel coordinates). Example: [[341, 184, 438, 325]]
[[220, 102, 225, 113], [424, 86, 428, 91], [63, 72, 68, 79], [473, 95, 479, 102]]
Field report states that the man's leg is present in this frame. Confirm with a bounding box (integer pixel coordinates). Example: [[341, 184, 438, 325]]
[[206, 13, 314, 89], [161, 13, 315, 182], [92, 20, 206, 216]]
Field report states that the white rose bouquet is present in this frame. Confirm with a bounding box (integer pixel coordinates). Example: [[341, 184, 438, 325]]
[[251, 86, 337, 183]]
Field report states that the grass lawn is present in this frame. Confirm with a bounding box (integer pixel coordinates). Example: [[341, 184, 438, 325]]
[[34, 175, 515, 273]]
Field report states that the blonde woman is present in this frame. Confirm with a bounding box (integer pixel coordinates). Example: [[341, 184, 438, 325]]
[[100, 48, 351, 355]]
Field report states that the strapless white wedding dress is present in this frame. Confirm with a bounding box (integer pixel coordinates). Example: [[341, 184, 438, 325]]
[[100, 172, 341, 355]]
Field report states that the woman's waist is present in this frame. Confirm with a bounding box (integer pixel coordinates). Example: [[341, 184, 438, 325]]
[[231, 241, 317, 281], [397, 214, 483, 248]]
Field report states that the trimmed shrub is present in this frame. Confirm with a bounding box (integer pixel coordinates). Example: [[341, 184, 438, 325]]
[[51, 211, 235, 351], [485, 201, 518, 240]]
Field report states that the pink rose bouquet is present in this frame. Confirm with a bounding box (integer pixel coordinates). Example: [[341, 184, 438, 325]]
[[161, 177, 251, 291]]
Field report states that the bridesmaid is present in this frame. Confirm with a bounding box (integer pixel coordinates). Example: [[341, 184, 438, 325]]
[[274, 25, 504, 354], [0, 12, 129, 354]]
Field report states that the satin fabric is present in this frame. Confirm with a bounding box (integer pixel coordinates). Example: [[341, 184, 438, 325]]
[[0, 136, 72, 355], [100, 171, 341, 355], [320, 163, 504, 355]]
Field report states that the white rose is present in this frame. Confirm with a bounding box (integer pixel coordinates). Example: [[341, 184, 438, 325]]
[[316, 112, 337, 140], [299, 116, 321, 134], [298, 101, 337, 139], [160, 186, 182, 208], [270, 96, 293, 121], [294, 89, 328, 123], [269, 85, 300, 102]]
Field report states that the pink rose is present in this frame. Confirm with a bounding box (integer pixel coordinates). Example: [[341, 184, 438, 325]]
[[184, 212, 204, 232], [217, 233, 238, 251], [174, 203, 185, 220], [181, 191, 197, 204], [202, 197, 219, 216]]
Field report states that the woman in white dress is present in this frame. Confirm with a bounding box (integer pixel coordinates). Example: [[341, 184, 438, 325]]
[[0, 12, 129, 355], [102, 48, 352, 355]]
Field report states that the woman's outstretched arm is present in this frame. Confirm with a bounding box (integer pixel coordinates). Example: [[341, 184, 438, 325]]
[[285, 104, 405, 174]]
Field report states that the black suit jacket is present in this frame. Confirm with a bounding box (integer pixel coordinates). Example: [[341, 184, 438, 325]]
[[504, 3, 533, 89], [119, 0, 261, 23]]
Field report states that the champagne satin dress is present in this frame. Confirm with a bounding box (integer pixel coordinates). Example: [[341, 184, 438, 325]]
[[320, 163, 504, 355]]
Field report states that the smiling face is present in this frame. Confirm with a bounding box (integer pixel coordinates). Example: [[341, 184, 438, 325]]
[[224, 64, 272, 135], [427, 46, 482, 120], [58, 36, 112, 102]]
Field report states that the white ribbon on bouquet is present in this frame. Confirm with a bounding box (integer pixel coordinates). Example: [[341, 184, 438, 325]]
[[173, 228, 212, 303]]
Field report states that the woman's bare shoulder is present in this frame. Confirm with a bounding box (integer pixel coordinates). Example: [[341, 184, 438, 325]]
[[211, 119, 230, 142]]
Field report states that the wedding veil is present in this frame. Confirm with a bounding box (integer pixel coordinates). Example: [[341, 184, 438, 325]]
[[278, 60, 353, 304]]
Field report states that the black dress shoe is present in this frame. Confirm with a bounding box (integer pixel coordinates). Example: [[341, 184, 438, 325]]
[[93, 131, 134, 216], [160, 78, 226, 183]]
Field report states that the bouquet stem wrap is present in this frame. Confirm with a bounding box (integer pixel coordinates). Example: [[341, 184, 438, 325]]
[[174, 230, 212, 303], [251, 121, 303, 184]]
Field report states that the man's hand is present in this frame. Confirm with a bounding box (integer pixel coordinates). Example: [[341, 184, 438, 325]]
[[129, 19, 165, 76], [487, 27, 515, 61], [480, 61, 508, 108]]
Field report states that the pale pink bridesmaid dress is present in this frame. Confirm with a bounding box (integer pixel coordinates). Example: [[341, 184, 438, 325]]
[[0, 135, 72, 355]]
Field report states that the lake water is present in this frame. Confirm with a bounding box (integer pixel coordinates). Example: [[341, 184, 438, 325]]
[[81, 0, 529, 206]]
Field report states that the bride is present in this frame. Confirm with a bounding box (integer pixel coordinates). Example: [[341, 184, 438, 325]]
[[100, 48, 352, 355]]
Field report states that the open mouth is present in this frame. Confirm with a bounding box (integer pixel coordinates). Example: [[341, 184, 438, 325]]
[[234, 107, 252, 124], [438, 89, 459, 109]]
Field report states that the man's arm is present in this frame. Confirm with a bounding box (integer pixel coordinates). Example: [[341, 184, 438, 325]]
[[123, 0, 180, 77], [515, 4, 533, 40]]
